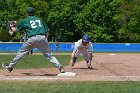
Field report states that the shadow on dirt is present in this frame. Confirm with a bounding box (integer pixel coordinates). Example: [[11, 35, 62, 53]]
[[71, 67, 97, 70], [22, 73, 57, 76]]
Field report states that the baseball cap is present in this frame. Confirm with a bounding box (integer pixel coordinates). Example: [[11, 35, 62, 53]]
[[82, 34, 90, 42], [25, 7, 35, 14]]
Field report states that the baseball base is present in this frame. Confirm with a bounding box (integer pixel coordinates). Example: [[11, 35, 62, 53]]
[[58, 72, 77, 76]]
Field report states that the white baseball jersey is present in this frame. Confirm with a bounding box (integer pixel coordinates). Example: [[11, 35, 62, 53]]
[[74, 39, 93, 52], [72, 39, 93, 61]]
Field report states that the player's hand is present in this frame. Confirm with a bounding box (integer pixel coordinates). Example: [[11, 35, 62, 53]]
[[87, 60, 93, 69]]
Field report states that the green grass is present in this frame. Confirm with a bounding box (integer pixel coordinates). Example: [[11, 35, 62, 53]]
[[0, 55, 84, 69], [0, 81, 140, 93]]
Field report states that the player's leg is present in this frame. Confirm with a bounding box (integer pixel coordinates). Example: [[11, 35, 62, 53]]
[[81, 49, 92, 69], [37, 36, 65, 73], [2, 39, 33, 72]]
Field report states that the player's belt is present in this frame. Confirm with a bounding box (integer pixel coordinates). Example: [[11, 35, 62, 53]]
[[30, 34, 45, 38]]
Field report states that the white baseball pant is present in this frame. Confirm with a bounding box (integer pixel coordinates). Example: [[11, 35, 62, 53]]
[[8, 35, 62, 69]]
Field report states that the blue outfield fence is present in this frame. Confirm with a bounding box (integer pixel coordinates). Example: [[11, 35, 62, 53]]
[[0, 42, 140, 52], [94, 43, 140, 52]]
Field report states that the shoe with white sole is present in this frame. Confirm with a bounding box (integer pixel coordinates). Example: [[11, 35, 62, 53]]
[[59, 66, 65, 73], [2, 63, 13, 72]]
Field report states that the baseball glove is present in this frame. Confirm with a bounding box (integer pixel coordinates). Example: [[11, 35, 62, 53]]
[[7, 20, 17, 28], [7, 20, 17, 35]]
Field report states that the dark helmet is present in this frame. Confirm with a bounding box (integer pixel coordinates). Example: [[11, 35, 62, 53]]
[[25, 7, 35, 14], [82, 34, 90, 42]]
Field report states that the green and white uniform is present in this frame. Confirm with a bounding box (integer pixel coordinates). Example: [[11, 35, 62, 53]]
[[17, 16, 48, 38], [8, 16, 63, 69]]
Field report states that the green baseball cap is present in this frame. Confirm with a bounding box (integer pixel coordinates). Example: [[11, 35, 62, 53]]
[[25, 7, 35, 14]]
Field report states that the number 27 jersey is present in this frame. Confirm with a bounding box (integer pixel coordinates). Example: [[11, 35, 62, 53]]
[[16, 16, 49, 38]]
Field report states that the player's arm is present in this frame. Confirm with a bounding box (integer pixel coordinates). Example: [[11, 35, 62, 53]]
[[45, 32, 48, 38], [23, 33, 27, 42], [10, 20, 24, 32], [71, 49, 77, 58], [45, 32, 49, 39], [42, 20, 49, 39], [89, 52, 92, 61], [71, 41, 80, 57], [87, 42, 93, 69], [88, 42, 93, 60], [70, 42, 79, 66], [88, 43, 93, 61]]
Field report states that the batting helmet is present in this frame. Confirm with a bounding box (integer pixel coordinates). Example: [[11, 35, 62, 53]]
[[82, 34, 90, 42]]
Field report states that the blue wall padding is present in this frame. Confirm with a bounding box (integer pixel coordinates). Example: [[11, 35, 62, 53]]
[[0, 43, 140, 52]]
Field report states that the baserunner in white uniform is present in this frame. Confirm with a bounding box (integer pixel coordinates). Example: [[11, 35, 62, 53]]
[[70, 35, 93, 69], [2, 7, 65, 73]]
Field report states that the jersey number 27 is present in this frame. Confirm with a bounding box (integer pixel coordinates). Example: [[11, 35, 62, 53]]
[[30, 20, 42, 28]]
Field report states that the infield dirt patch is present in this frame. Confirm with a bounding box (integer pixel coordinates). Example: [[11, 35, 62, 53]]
[[0, 53, 140, 81]]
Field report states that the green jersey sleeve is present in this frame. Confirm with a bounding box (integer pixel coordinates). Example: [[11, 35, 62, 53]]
[[16, 20, 25, 32]]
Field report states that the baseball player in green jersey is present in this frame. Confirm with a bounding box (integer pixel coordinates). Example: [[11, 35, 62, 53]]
[[2, 7, 65, 73]]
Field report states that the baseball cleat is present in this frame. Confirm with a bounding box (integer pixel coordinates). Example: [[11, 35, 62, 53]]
[[2, 63, 13, 72], [59, 66, 65, 73]]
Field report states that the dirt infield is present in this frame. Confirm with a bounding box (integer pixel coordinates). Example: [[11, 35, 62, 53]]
[[0, 53, 140, 81]]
